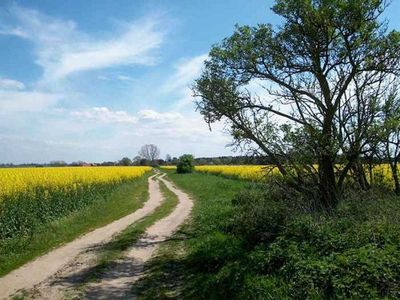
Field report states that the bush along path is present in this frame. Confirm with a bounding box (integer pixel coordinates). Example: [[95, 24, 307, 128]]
[[0, 173, 164, 299]]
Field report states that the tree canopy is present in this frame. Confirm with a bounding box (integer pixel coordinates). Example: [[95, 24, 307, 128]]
[[194, 0, 400, 209]]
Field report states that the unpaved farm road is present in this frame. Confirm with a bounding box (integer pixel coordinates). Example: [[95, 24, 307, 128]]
[[0, 172, 193, 300]]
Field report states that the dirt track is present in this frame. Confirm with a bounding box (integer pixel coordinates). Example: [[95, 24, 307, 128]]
[[0, 172, 192, 299], [83, 174, 193, 299]]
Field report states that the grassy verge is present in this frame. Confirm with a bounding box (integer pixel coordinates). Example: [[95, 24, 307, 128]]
[[0, 174, 151, 277], [72, 177, 179, 288]]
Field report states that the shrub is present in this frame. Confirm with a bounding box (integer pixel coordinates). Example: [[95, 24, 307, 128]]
[[231, 186, 289, 245], [183, 182, 400, 299], [236, 189, 400, 298], [187, 232, 243, 273], [238, 275, 291, 300], [176, 154, 194, 174], [184, 232, 245, 299]]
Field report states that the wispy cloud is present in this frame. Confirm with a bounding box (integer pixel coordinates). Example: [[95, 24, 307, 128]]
[[1, 5, 165, 82], [0, 90, 62, 113], [71, 107, 137, 124], [160, 54, 207, 110], [0, 26, 28, 38], [0, 78, 25, 90], [162, 54, 207, 93], [137, 109, 182, 121], [71, 107, 182, 124], [116, 75, 136, 82]]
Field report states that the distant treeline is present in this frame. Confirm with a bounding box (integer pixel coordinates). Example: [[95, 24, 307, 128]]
[[193, 156, 274, 165], [0, 155, 391, 168], [0, 156, 273, 168]]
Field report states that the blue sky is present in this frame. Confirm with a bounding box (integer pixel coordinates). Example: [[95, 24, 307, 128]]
[[0, 1, 399, 163]]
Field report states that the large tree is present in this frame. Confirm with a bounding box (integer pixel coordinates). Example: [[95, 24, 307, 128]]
[[138, 144, 160, 163], [194, 0, 400, 209]]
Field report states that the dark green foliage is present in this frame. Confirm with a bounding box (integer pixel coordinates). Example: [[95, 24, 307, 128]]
[[187, 232, 243, 273], [192, 185, 400, 299], [118, 157, 132, 166], [238, 275, 290, 300], [176, 154, 194, 174], [231, 186, 291, 245]]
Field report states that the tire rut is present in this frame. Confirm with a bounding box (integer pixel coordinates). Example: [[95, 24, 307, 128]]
[[82, 173, 193, 300]]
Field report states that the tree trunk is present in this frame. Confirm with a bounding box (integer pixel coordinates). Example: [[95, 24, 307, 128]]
[[368, 163, 374, 186], [318, 110, 341, 210], [390, 162, 400, 196], [352, 162, 370, 190], [319, 155, 340, 210]]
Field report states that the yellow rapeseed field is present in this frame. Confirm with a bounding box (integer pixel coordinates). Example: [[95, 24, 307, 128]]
[[160, 166, 177, 170], [194, 164, 396, 185], [0, 166, 151, 201], [0, 166, 151, 239], [195, 165, 270, 181]]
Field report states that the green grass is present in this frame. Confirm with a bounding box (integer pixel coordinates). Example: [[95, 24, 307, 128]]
[[134, 171, 251, 299], [0, 174, 151, 277], [67, 177, 180, 290], [166, 171, 249, 234]]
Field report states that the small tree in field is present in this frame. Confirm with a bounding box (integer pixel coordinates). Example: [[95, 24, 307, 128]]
[[138, 144, 160, 164], [177, 154, 194, 174], [119, 157, 132, 166]]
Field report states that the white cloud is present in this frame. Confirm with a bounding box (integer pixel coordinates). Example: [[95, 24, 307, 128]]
[[71, 107, 183, 124], [97, 74, 136, 82], [162, 54, 207, 93], [1, 6, 165, 81], [0, 105, 233, 163], [125, 111, 231, 157], [0, 78, 25, 90], [173, 87, 197, 111], [0, 90, 61, 112], [137, 109, 183, 121], [0, 26, 28, 38], [158, 54, 207, 111], [71, 107, 137, 124], [116, 75, 136, 82]]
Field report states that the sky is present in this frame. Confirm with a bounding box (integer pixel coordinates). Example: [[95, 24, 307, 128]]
[[0, 1, 399, 164]]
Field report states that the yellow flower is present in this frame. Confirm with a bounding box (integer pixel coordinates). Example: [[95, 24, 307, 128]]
[[0, 166, 152, 202]]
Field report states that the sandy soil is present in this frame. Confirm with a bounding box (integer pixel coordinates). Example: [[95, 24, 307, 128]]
[[0, 174, 164, 299]]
